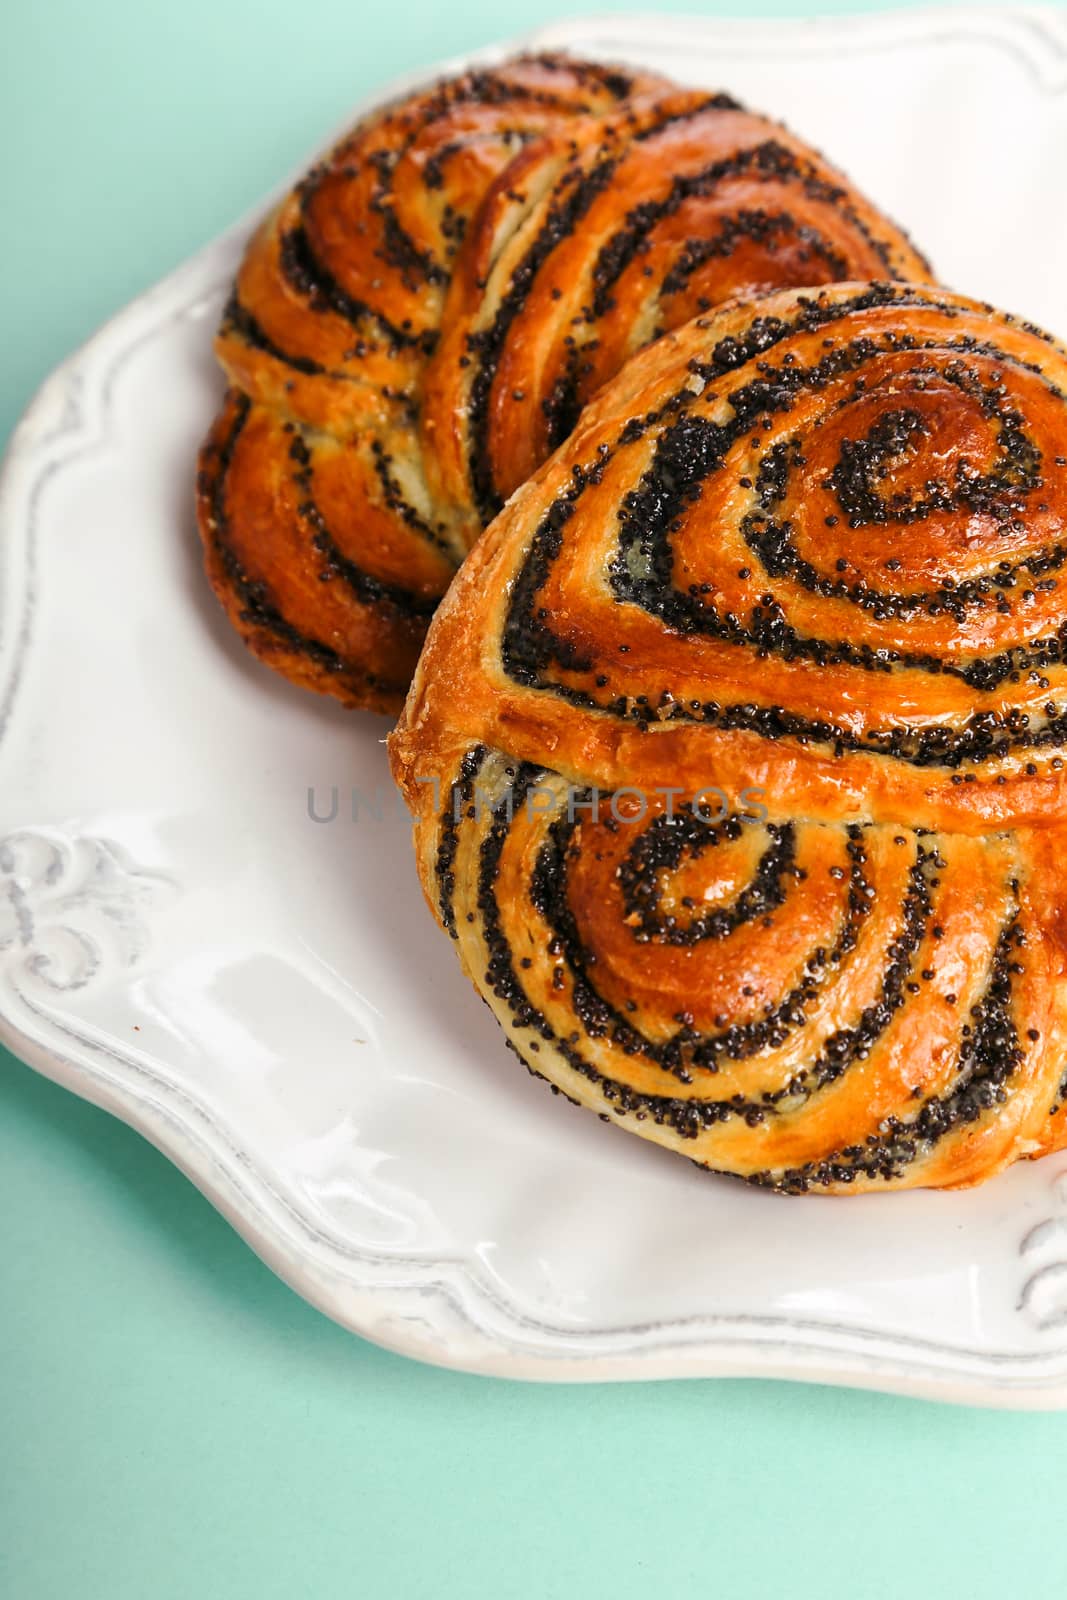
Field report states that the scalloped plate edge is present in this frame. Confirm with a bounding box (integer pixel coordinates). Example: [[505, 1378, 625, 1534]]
[[5, 6, 1067, 1405]]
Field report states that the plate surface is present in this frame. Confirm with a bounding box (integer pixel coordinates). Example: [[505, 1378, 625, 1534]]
[[5, 7, 1067, 1405]]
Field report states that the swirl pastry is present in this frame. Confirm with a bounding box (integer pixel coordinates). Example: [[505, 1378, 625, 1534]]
[[196, 54, 930, 712], [390, 282, 1067, 1193]]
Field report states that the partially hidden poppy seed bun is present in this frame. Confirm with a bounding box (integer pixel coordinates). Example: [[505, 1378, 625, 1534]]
[[389, 282, 1067, 1193], [197, 53, 931, 713]]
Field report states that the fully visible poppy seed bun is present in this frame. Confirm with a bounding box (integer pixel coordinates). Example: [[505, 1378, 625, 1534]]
[[389, 282, 1067, 1193]]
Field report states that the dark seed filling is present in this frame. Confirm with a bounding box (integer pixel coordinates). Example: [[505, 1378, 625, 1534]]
[[465, 136, 924, 522], [314, 54, 632, 287], [500, 286, 1067, 770], [540, 341, 586, 456], [738, 919, 1026, 1191], [745, 373, 1048, 628], [287, 433, 437, 619], [435, 747, 487, 937], [369, 440, 452, 555], [617, 812, 795, 944], [588, 141, 891, 321], [363, 150, 449, 291], [536, 812, 934, 1099], [629, 92, 743, 142], [434, 749, 1031, 1186], [200, 396, 390, 693], [465, 152, 623, 521], [228, 55, 636, 382], [447, 760, 995, 1142], [279, 226, 434, 353], [221, 292, 332, 379], [209, 58, 695, 698], [657, 209, 849, 303]]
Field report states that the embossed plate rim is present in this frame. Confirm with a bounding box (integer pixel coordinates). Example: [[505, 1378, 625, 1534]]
[[5, 5, 1067, 1405]]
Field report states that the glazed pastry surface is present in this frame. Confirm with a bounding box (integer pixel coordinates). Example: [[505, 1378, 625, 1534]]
[[390, 283, 1067, 1192], [196, 54, 930, 711]]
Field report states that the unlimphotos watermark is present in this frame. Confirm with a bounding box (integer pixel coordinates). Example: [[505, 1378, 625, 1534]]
[[306, 781, 767, 826]]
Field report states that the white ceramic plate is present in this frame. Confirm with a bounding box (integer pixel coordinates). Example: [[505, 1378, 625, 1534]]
[[6, 7, 1067, 1407]]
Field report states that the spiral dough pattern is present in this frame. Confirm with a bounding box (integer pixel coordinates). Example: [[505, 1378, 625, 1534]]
[[196, 54, 929, 712], [390, 283, 1067, 1192]]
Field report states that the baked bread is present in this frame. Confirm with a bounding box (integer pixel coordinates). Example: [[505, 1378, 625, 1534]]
[[389, 282, 1067, 1193], [196, 54, 930, 712]]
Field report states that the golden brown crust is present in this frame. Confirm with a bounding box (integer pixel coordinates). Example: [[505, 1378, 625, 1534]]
[[196, 55, 931, 712], [389, 282, 1067, 1193]]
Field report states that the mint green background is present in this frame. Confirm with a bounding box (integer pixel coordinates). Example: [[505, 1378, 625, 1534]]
[[3, 3, 1065, 1594]]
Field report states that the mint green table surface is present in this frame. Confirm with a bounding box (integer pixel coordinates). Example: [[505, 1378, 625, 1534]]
[[3, 3, 1064, 1595]]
